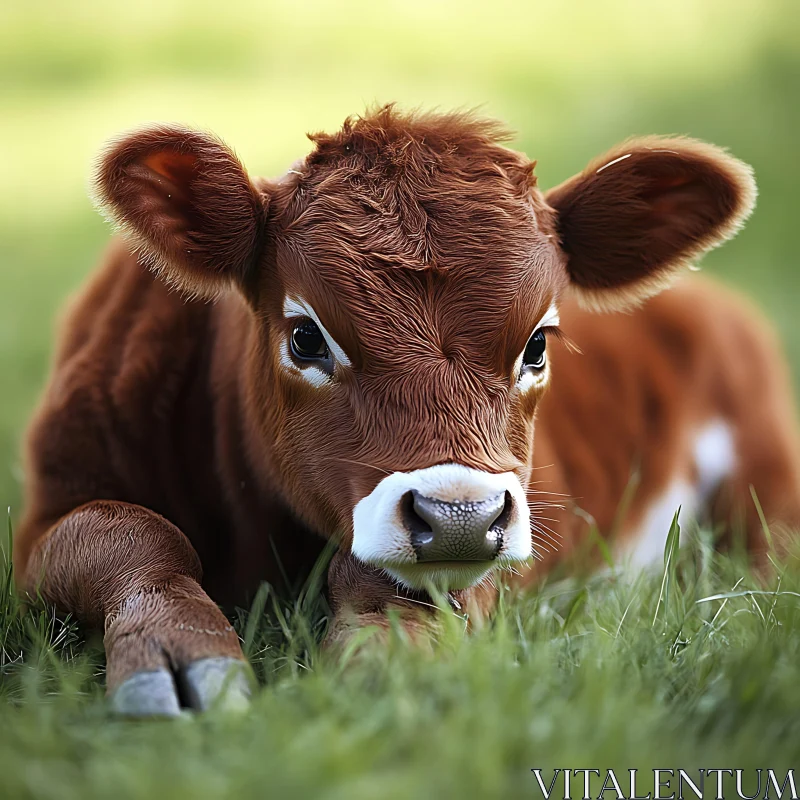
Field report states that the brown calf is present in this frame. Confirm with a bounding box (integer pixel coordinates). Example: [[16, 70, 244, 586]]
[[16, 106, 800, 715]]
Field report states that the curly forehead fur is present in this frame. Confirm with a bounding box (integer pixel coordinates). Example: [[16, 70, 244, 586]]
[[269, 105, 561, 278]]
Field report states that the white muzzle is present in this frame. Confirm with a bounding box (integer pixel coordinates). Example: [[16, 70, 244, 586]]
[[352, 463, 531, 591]]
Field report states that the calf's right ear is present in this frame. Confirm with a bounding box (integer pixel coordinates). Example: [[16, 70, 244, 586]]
[[93, 125, 265, 297]]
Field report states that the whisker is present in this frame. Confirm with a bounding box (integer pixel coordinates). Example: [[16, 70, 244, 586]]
[[528, 502, 567, 511], [533, 520, 561, 536], [323, 456, 392, 475], [532, 529, 560, 548], [531, 536, 560, 554], [498, 564, 523, 579], [531, 521, 563, 542], [393, 592, 443, 612], [535, 531, 562, 549], [535, 537, 560, 551]]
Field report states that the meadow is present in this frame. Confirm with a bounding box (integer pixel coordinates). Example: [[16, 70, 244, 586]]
[[1, 1, 799, 795]]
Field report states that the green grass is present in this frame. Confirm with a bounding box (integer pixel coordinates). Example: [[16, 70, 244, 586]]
[[2, 517, 800, 798], [2, 0, 800, 795]]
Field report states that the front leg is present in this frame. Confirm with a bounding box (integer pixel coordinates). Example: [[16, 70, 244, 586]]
[[23, 501, 250, 716], [326, 549, 499, 645]]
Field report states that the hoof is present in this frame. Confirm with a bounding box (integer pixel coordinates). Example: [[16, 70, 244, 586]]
[[179, 657, 252, 713], [110, 658, 252, 717], [110, 668, 182, 718]]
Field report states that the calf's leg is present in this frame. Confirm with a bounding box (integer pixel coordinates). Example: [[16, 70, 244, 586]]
[[22, 501, 250, 716]]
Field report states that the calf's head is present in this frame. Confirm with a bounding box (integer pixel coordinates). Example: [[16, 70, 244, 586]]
[[94, 107, 755, 591]]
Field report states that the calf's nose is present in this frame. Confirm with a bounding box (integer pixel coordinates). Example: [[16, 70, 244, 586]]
[[404, 489, 511, 562]]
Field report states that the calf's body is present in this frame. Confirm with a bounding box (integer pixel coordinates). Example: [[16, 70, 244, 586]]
[[15, 107, 800, 714]]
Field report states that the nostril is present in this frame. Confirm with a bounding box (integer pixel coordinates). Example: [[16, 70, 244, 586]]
[[401, 491, 434, 548], [491, 491, 514, 534]]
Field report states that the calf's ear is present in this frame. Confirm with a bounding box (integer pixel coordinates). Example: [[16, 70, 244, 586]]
[[545, 137, 756, 311], [93, 125, 265, 297]]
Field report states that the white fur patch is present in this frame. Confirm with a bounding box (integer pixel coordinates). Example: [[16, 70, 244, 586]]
[[352, 463, 531, 591], [623, 479, 699, 568], [278, 340, 300, 375], [300, 365, 333, 388], [278, 339, 331, 388], [537, 303, 560, 331], [517, 367, 548, 394], [693, 419, 736, 497], [620, 419, 737, 568]]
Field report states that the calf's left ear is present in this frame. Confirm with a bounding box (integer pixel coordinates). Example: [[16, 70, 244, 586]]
[[545, 137, 756, 311], [93, 125, 265, 297]]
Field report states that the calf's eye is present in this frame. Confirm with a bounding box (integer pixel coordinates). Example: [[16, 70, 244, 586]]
[[522, 329, 547, 371], [291, 319, 329, 360]]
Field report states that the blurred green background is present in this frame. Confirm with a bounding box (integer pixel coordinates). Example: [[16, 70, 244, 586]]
[[1, 0, 799, 518]]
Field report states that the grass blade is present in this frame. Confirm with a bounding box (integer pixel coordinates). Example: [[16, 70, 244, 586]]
[[652, 508, 681, 627]]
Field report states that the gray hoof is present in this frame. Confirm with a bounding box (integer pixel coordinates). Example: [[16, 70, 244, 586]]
[[110, 659, 252, 717], [179, 657, 252, 712], [110, 668, 182, 718]]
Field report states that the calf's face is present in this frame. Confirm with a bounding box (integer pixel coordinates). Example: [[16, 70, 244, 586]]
[[94, 109, 755, 591]]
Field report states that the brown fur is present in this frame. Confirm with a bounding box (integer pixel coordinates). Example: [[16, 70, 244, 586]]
[[16, 106, 798, 695]]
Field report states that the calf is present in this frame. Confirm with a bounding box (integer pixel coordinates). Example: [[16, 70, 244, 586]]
[[16, 106, 800, 715]]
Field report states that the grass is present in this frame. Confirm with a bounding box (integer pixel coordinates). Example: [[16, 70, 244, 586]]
[[2, 515, 800, 798], [2, 0, 800, 795]]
